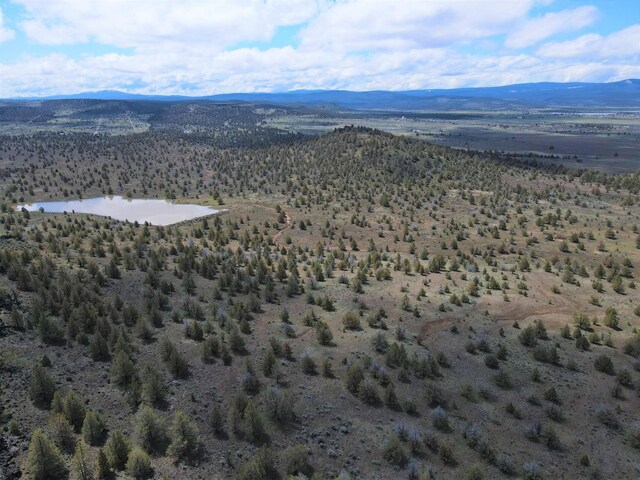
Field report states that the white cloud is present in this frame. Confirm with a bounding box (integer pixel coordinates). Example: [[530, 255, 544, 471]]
[[537, 25, 640, 58], [299, 0, 537, 52], [17, 0, 320, 50], [505, 5, 598, 49], [0, 0, 638, 97], [0, 8, 16, 43]]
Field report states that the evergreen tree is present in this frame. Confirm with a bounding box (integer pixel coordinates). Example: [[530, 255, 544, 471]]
[[81, 410, 106, 446], [70, 441, 94, 480], [104, 430, 130, 470], [126, 446, 152, 479], [167, 411, 201, 462], [110, 350, 136, 388], [22, 429, 67, 480], [134, 406, 168, 455], [29, 364, 55, 408]]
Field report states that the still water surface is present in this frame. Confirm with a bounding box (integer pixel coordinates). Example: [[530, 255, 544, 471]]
[[17, 196, 220, 226]]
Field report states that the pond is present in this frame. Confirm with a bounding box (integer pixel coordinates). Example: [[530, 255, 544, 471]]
[[17, 196, 221, 226]]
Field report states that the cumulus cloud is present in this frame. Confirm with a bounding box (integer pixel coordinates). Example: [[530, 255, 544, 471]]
[[17, 0, 320, 50], [299, 0, 536, 52], [506, 5, 598, 49], [0, 8, 15, 43], [537, 25, 640, 59], [0, 0, 638, 97]]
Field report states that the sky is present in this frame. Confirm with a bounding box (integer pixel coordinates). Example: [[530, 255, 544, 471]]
[[0, 0, 638, 97]]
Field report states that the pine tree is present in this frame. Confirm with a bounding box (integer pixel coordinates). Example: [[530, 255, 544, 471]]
[[110, 350, 136, 388], [140, 365, 167, 407], [95, 449, 111, 479], [104, 430, 131, 470], [134, 406, 168, 455], [90, 332, 110, 361], [29, 364, 55, 408], [63, 392, 86, 432], [70, 441, 94, 480], [126, 446, 152, 479], [81, 410, 106, 446], [22, 429, 68, 480], [167, 411, 200, 462], [48, 413, 75, 453]]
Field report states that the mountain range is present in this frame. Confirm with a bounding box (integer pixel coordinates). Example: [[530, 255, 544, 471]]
[[7, 79, 640, 111]]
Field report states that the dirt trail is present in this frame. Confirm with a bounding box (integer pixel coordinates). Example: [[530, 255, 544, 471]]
[[247, 203, 291, 242], [419, 281, 578, 339]]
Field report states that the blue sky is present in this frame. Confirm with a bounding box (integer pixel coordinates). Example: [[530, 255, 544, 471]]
[[0, 0, 638, 97]]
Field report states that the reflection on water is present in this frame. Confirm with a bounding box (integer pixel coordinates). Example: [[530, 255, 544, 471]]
[[17, 196, 220, 226]]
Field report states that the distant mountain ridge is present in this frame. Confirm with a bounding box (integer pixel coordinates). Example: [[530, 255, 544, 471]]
[[8, 79, 640, 110]]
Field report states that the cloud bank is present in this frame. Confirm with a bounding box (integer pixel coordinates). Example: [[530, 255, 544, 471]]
[[0, 0, 638, 97]]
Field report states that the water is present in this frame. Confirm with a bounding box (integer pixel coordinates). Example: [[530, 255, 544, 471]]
[[17, 196, 221, 226]]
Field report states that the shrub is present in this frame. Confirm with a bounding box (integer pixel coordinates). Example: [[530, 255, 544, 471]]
[[484, 354, 499, 369], [345, 364, 364, 394], [301, 355, 317, 375], [518, 325, 537, 347], [465, 464, 485, 480], [540, 424, 561, 450], [594, 354, 615, 375], [431, 406, 450, 432], [494, 369, 513, 389], [439, 443, 456, 466], [628, 422, 640, 449], [238, 446, 276, 480], [243, 400, 267, 444], [595, 404, 620, 430], [623, 334, 640, 358], [264, 387, 295, 425], [342, 312, 362, 330], [358, 378, 380, 405], [283, 444, 313, 476], [533, 345, 559, 365], [382, 435, 408, 467]]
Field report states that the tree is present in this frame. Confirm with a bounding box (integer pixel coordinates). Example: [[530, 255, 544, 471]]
[[110, 350, 136, 388], [81, 410, 106, 446], [70, 441, 95, 480], [29, 364, 55, 408], [104, 430, 130, 470], [243, 400, 267, 444], [95, 449, 111, 479], [22, 429, 67, 480], [135, 406, 168, 455], [604, 307, 619, 329], [206, 404, 225, 436], [89, 332, 110, 361], [126, 446, 152, 479], [316, 321, 333, 345], [63, 392, 86, 432], [140, 366, 167, 407], [167, 411, 201, 463], [48, 413, 75, 453]]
